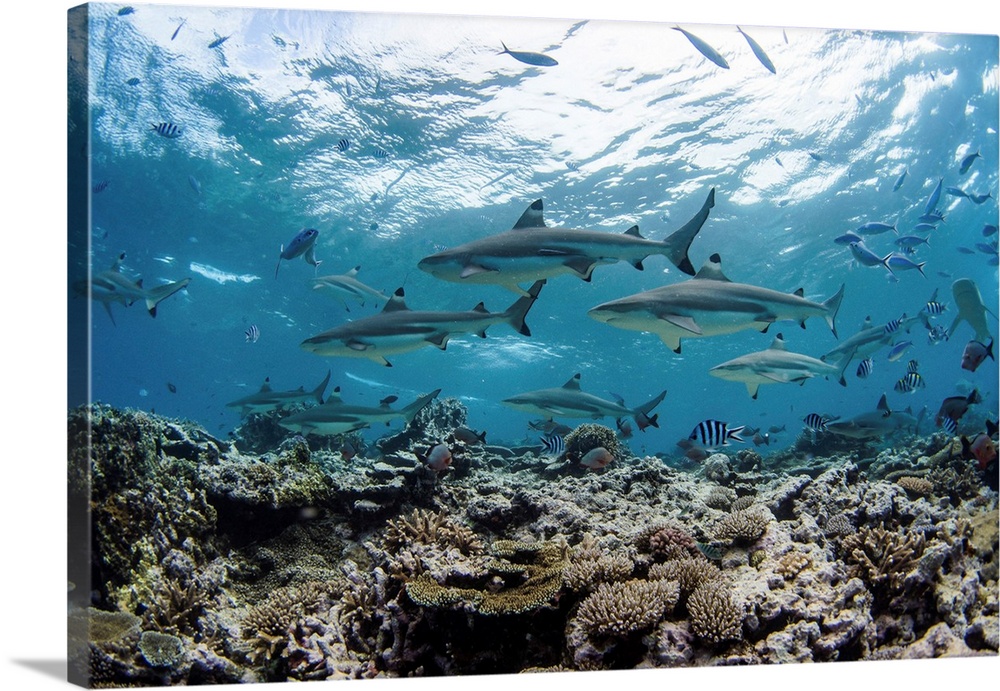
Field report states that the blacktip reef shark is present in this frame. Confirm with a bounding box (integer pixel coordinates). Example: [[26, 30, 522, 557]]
[[709, 333, 847, 399], [278, 388, 441, 436], [300, 280, 545, 367], [949, 278, 997, 341], [824, 394, 920, 439], [309, 266, 391, 310], [820, 313, 926, 369], [588, 254, 845, 353], [417, 188, 716, 296], [75, 252, 191, 325], [502, 373, 666, 430], [225, 371, 331, 416]]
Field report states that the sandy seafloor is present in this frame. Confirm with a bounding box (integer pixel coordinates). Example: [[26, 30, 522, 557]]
[[3, 0, 1000, 690]]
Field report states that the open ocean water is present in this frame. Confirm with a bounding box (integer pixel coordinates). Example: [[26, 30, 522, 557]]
[[76, 3, 998, 455]]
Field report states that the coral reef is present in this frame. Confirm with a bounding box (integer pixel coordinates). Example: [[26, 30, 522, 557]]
[[72, 403, 1000, 684], [563, 423, 622, 464]]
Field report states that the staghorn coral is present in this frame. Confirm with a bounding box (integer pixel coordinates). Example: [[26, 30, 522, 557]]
[[564, 423, 622, 463], [928, 463, 983, 503], [713, 507, 771, 546], [241, 581, 339, 665], [896, 476, 933, 497], [574, 578, 680, 637], [648, 556, 721, 598], [842, 526, 927, 596], [383, 508, 483, 555], [731, 495, 757, 512], [686, 580, 745, 644], [138, 631, 184, 668]]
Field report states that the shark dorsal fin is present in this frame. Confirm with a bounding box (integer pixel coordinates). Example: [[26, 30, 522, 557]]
[[348, 265, 361, 277], [862, 315, 872, 329], [793, 288, 804, 298], [876, 394, 891, 415], [471, 301, 489, 314], [328, 386, 342, 403], [562, 373, 582, 390], [623, 225, 642, 238], [111, 252, 126, 271], [259, 377, 272, 392], [135, 279, 144, 289], [694, 254, 731, 281], [381, 289, 409, 312], [770, 333, 787, 350], [513, 200, 545, 229]]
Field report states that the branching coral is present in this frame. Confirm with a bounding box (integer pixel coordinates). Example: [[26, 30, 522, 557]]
[[775, 552, 811, 580], [731, 495, 757, 512], [384, 508, 483, 555], [713, 508, 771, 545], [635, 522, 699, 561], [896, 476, 933, 497], [574, 578, 680, 637], [842, 526, 927, 595], [704, 486, 737, 510], [564, 423, 621, 463], [563, 534, 635, 591], [648, 556, 721, 599], [686, 580, 745, 644], [241, 581, 339, 665]]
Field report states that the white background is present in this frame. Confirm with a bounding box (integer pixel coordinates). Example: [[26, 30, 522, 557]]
[[1, 1, 997, 689]]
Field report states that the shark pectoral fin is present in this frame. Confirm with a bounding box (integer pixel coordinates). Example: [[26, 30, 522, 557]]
[[564, 258, 597, 280], [659, 314, 701, 334], [755, 322, 771, 333], [102, 302, 117, 326], [460, 264, 497, 279], [658, 333, 682, 352], [426, 334, 450, 350], [746, 382, 760, 399], [476, 330, 488, 338]]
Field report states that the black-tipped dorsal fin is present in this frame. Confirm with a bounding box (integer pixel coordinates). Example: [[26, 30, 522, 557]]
[[694, 253, 731, 281], [348, 265, 361, 277], [259, 377, 272, 392], [381, 288, 409, 312], [328, 386, 343, 403], [876, 394, 891, 414], [111, 252, 126, 271], [793, 288, 804, 297], [513, 200, 545, 230], [623, 225, 642, 238], [562, 373, 582, 390], [770, 333, 786, 350], [471, 301, 489, 314]]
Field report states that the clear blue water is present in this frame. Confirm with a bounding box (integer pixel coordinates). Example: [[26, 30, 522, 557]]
[[77, 3, 999, 452]]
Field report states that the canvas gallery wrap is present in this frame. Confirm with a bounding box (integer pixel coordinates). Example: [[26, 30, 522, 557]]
[[67, 2, 999, 687]]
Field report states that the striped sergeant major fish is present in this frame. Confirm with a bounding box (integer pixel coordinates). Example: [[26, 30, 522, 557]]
[[802, 413, 828, 430], [539, 434, 565, 457], [894, 372, 925, 394], [856, 357, 873, 378], [151, 122, 182, 138], [906, 359, 920, 374], [245, 324, 260, 343], [923, 288, 947, 315], [337, 138, 350, 152], [941, 417, 957, 436], [688, 419, 745, 449], [884, 313, 906, 334]]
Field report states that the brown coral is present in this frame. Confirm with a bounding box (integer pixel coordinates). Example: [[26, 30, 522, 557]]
[[775, 552, 811, 580], [686, 580, 745, 644], [648, 556, 721, 598], [563, 423, 622, 463], [384, 508, 483, 555], [563, 534, 635, 591], [897, 476, 933, 497], [242, 581, 339, 663], [713, 508, 771, 545], [704, 486, 737, 510], [574, 578, 680, 637], [842, 526, 926, 594]]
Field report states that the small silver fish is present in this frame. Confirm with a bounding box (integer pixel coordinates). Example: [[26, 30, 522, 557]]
[[887, 341, 913, 362]]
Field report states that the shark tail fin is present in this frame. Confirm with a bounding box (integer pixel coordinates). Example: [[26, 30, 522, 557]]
[[504, 279, 546, 336], [313, 370, 332, 404], [402, 389, 442, 423], [662, 187, 715, 276], [822, 283, 846, 338], [632, 390, 667, 430], [144, 278, 191, 317]]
